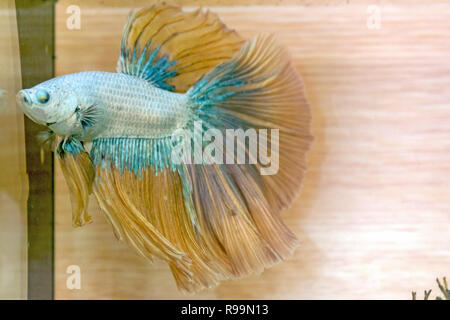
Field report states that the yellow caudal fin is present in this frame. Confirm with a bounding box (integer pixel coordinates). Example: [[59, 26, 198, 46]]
[[188, 34, 313, 212], [117, 3, 244, 92], [185, 163, 300, 277]]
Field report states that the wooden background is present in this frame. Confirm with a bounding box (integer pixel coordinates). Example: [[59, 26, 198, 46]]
[[0, 0, 28, 300], [54, 0, 450, 299]]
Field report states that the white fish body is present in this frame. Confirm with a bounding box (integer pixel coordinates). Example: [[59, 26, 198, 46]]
[[18, 71, 189, 141]]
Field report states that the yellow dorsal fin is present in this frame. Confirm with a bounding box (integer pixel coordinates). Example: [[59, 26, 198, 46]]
[[117, 3, 244, 92]]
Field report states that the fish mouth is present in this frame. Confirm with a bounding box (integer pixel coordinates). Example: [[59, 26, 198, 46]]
[[16, 90, 31, 107]]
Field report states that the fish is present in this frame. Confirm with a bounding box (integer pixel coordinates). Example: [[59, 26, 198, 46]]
[[16, 4, 312, 292]]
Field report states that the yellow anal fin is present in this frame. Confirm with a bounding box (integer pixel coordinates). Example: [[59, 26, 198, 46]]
[[93, 165, 194, 284], [132, 167, 232, 292]]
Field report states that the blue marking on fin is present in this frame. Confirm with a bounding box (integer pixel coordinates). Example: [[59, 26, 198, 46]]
[[90, 137, 184, 177], [57, 138, 85, 157], [121, 40, 178, 91], [91, 137, 197, 221], [187, 61, 267, 131]]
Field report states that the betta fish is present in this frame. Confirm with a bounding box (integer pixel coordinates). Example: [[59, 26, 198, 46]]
[[16, 4, 312, 292]]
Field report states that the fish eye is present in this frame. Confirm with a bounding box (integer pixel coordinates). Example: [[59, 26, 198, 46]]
[[35, 89, 50, 104]]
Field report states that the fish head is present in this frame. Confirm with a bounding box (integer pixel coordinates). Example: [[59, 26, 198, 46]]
[[16, 78, 80, 136]]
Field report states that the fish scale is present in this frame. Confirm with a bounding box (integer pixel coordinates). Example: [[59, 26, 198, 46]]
[[63, 71, 189, 139]]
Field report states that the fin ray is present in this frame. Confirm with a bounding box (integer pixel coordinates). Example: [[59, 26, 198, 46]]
[[117, 4, 244, 92], [188, 34, 313, 211], [90, 131, 305, 291], [57, 139, 95, 227]]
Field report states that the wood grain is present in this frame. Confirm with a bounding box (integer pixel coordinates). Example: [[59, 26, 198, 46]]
[[54, 1, 450, 299], [0, 0, 28, 300]]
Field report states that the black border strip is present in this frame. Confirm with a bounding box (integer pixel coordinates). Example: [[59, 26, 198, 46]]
[[15, 0, 56, 300], [0, 300, 442, 317]]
